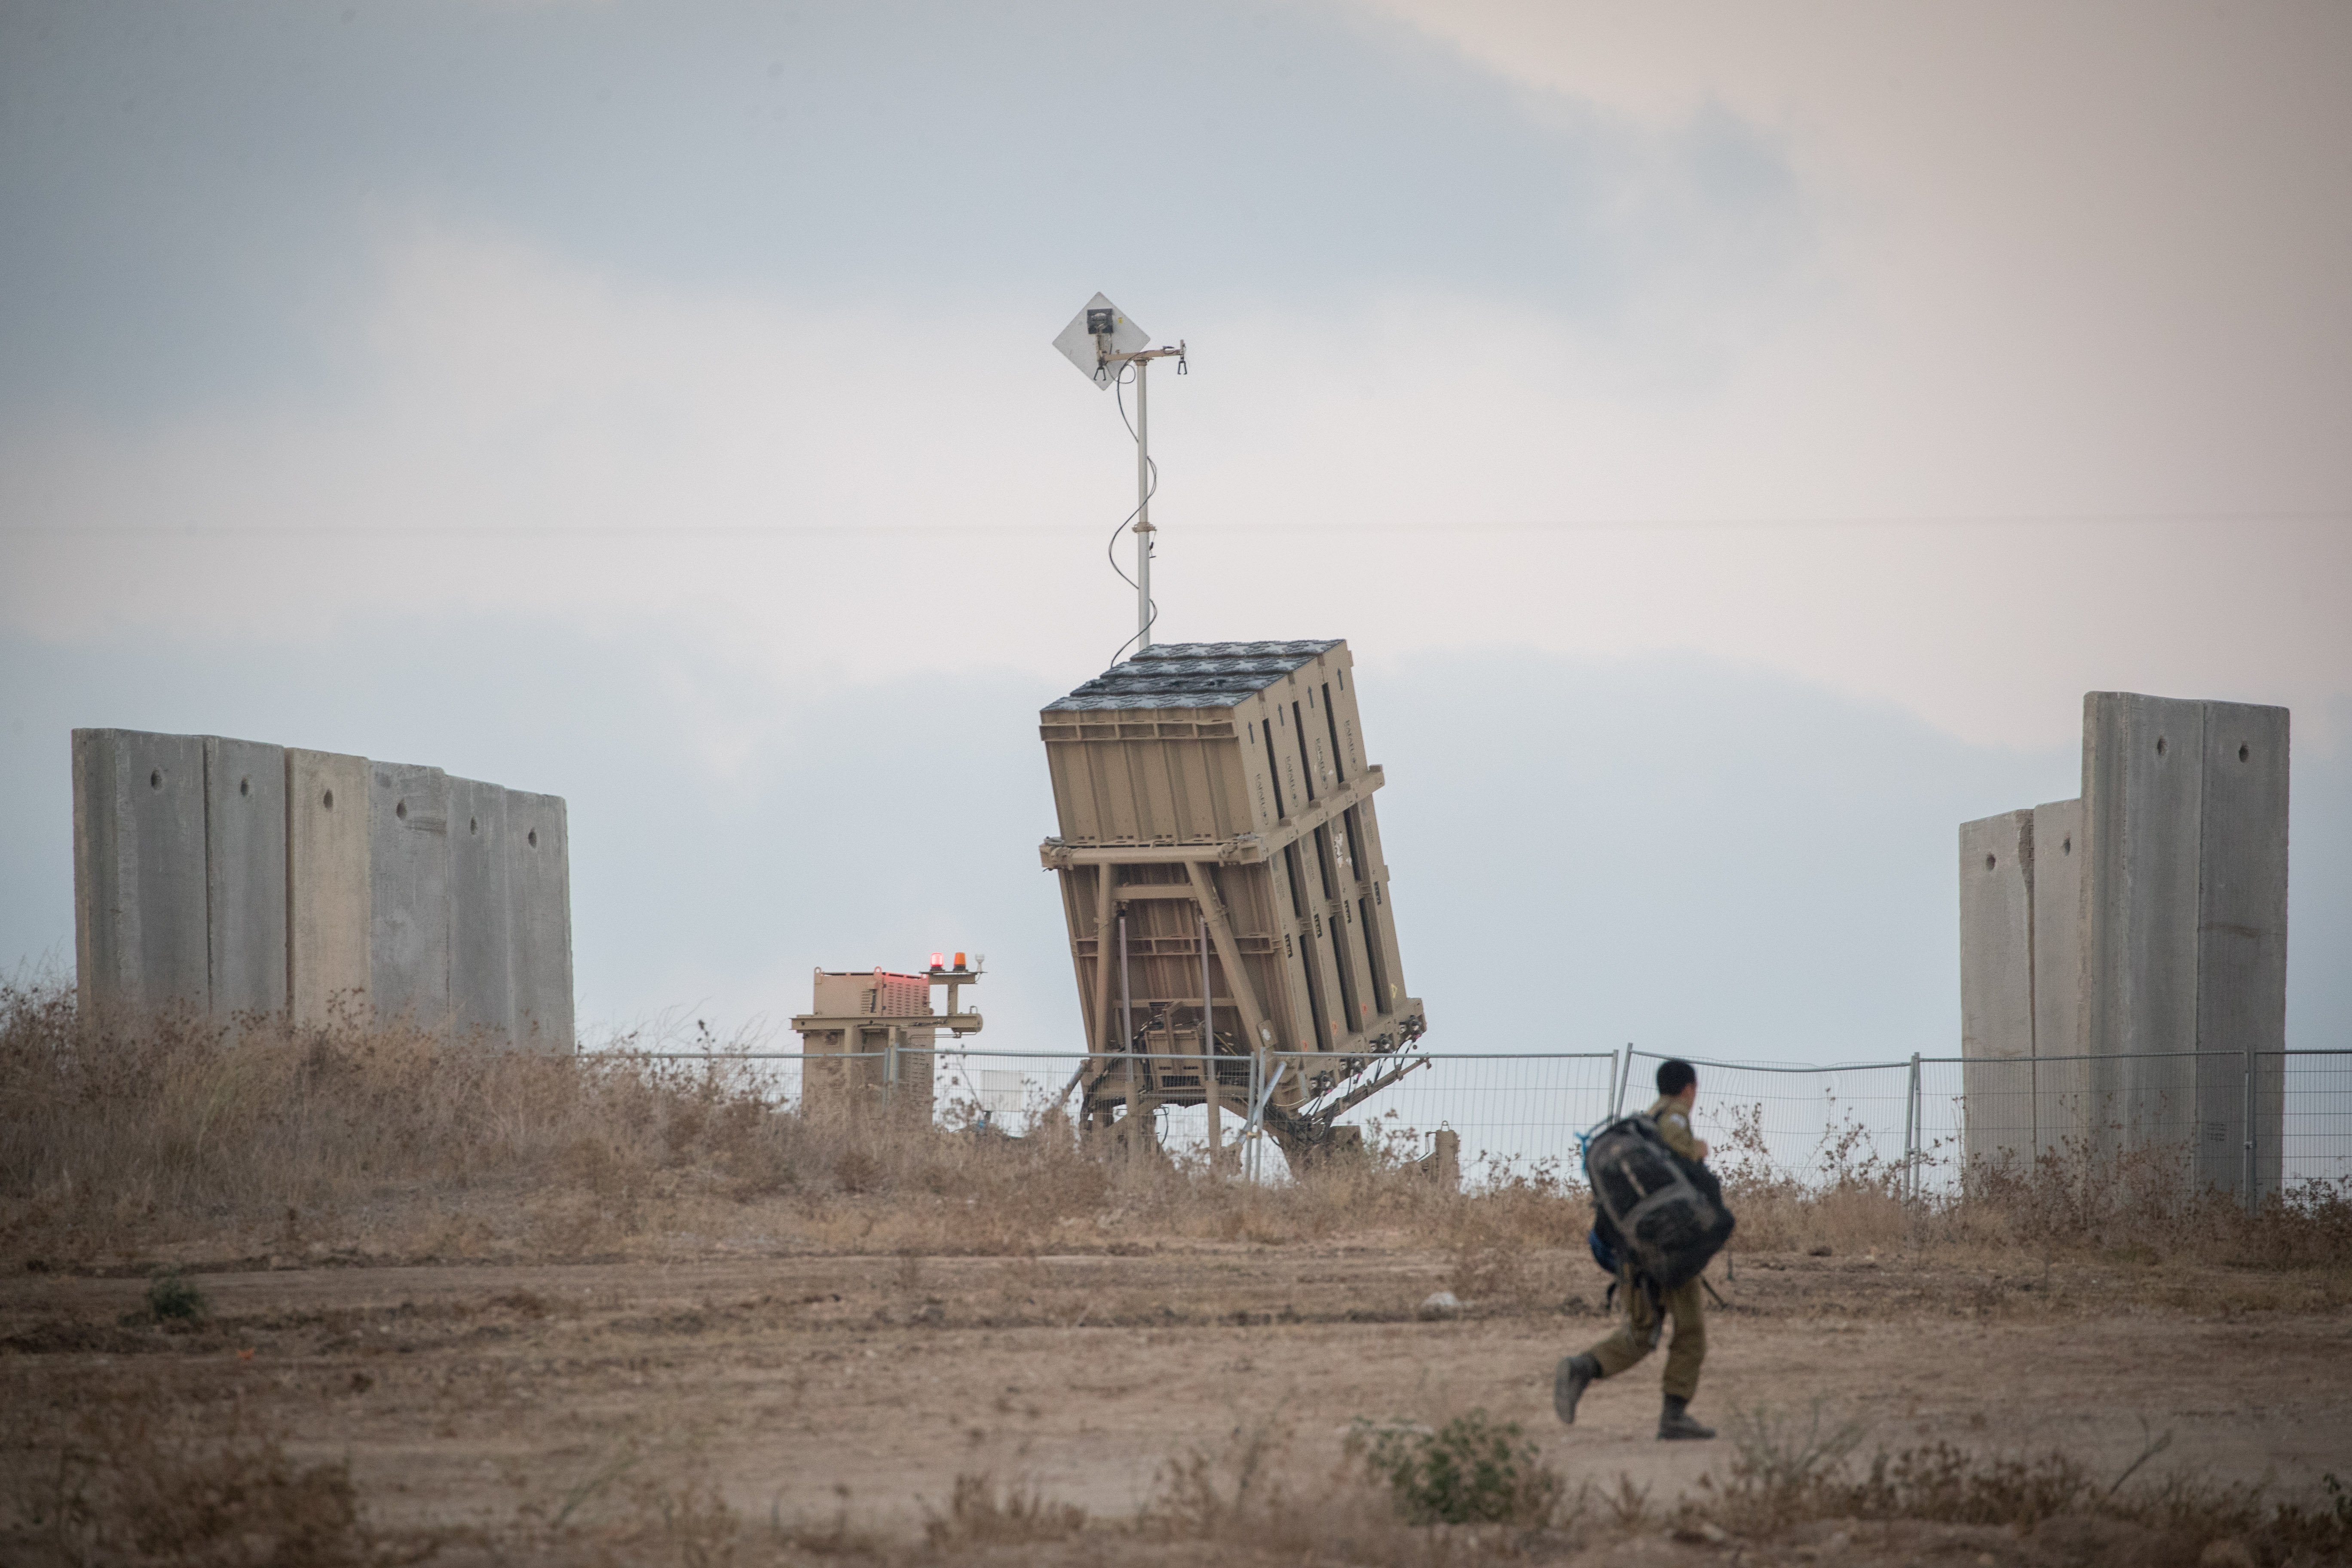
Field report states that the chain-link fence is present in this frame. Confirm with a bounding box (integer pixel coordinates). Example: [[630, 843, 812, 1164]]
[[604, 1044, 2350, 1201]]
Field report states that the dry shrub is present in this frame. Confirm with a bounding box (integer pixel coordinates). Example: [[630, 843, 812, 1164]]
[[1698, 1404, 2352, 1560], [921, 1473, 1086, 1547], [1705, 1088, 2352, 1272], [13, 980, 2338, 1276], [1138, 1415, 1591, 1566], [0, 980, 824, 1262], [1712, 1101, 1913, 1257], [1349, 1410, 1562, 1527], [1143, 1416, 1296, 1539], [618, 1477, 742, 1568], [1951, 1136, 2352, 1268], [0, 982, 1564, 1265], [4, 1378, 377, 1568]]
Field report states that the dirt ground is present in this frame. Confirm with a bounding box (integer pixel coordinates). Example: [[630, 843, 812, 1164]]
[[5, 1245, 2349, 1563]]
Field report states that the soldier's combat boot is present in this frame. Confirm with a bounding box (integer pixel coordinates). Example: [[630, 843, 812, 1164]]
[[1553, 1354, 1600, 1424], [1657, 1396, 1715, 1441]]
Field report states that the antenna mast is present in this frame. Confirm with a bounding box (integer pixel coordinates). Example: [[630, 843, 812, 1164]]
[[1052, 294, 1187, 654]]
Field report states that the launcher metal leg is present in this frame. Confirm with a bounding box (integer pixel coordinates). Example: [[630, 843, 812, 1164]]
[[1188, 861, 1274, 1055], [1200, 915, 1221, 1158]]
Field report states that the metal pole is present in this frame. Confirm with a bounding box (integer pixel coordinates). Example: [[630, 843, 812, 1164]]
[[1200, 916, 1219, 1158], [1246, 1048, 1260, 1182], [1134, 357, 1153, 650], [2244, 1041, 2257, 1214], [1248, 1060, 1286, 1183], [1614, 1045, 1633, 1118], [1905, 1051, 1922, 1204], [1119, 913, 1136, 1132]]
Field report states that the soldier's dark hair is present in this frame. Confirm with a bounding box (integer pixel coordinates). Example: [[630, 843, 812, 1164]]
[[1656, 1059, 1697, 1097]]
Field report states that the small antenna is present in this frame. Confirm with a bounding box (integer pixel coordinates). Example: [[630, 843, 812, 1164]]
[[1051, 293, 1187, 657]]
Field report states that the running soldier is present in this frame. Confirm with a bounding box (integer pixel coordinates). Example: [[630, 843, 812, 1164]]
[[1554, 1058, 1717, 1441]]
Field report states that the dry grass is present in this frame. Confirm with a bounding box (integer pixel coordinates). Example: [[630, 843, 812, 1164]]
[[0, 981, 1482, 1268], [1710, 1087, 2352, 1277], [4, 981, 2348, 1285], [9, 1371, 381, 1568], [1693, 1402, 2352, 1564]]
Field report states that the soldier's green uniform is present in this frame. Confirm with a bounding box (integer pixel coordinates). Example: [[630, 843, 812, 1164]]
[[1581, 1096, 1707, 1401]]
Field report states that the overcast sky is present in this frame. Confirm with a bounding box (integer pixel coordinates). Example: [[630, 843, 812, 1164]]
[[3, 0, 2346, 1061]]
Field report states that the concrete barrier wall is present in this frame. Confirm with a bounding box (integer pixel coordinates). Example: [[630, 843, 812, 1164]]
[[369, 762, 452, 1032], [505, 790, 575, 1050], [1962, 693, 2289, 1200], [448, 777, 514, 1044], [72, 729, 210, 1017], [204, 737, 287, 1018], [75, 730, 571, 1050], [1958, 809, 2035, 1170]]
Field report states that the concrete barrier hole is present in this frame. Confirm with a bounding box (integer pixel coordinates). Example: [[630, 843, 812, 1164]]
[[2062, 836, 2072, 854], [528, 829, 538, 848], [2156, 736, 2168, 756], [322, 790, 335, 810], [469, 817, 478, 834], [239, 777, 250, 796], [395, 800, 407, 821], [2240, 743, 2251, 762], [1984, 853, 1997, 871], [150, 770, 161, 788]]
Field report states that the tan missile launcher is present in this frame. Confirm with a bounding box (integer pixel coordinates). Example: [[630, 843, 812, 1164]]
[[1038, 640, 1427, 1161]]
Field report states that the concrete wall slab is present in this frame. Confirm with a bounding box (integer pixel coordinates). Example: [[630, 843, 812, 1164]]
[[506, 790, 574, 1051], [72, 729, 210, 1017], [1959, 809, 2035, 1171], [370, 762, 452, 1033], [2195, 700, 2289, 1197], [2030, 798, 2086, 1159], [447, 776, 514, 1046], [203, 736, 288, 1020], [2082, 692, 2206, 1146], [286, 748, 372, 1028]]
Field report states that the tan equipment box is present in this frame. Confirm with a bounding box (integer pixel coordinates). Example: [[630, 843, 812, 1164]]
[[792, 966, 980, 1118], [1038, 640, 1426, 1151]]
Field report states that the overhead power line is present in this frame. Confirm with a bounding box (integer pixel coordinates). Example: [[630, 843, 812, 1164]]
[[2, 508, 2345, 539]]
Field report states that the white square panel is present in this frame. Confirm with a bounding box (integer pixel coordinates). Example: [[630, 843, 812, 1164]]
[[1052, 292, 1150, 389], [980, 1069, 1027, 1114]]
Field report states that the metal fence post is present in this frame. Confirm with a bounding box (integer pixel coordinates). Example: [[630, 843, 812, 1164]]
[[2244, 1040, 2257, 1214], [1904, 1052, 1921, 1204], [1614, 1045, 1633, 1118], [1246, 1049, 1262, 1184]]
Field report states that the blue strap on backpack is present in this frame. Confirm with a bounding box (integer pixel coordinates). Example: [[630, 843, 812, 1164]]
[[1586, 1226, 1618, 1275]]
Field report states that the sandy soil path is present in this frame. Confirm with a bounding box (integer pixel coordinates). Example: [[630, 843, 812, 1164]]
[[4, 1248, 2346, 1544]]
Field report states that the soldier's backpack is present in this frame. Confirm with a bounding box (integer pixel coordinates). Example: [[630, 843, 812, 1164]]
[[1583, 1114, 1735, 1290]]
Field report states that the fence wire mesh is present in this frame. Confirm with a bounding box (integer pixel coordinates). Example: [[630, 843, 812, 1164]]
[[600, 1044, 2350, 1199], [2283, 1051, 2352, 1187], [1638, 1053, 1917, 1195], [1267, 1050, 1619, 1184]]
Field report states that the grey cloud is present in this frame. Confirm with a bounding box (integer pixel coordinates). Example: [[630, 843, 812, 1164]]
[[0, 0, 1810, 418]]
